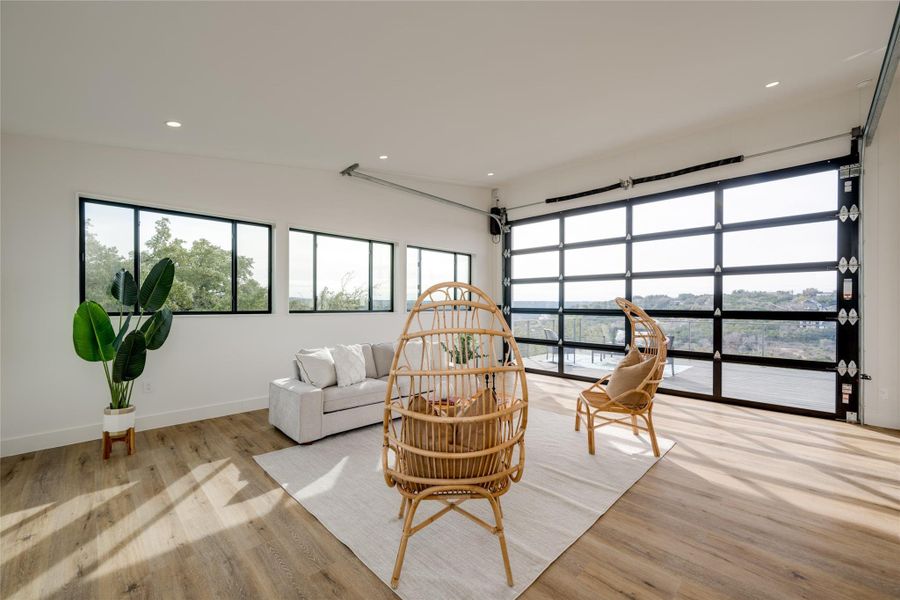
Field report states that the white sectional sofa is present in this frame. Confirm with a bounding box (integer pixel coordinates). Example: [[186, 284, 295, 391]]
[[268, 341, 439, 444]]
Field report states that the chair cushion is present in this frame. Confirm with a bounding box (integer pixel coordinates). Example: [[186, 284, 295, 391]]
[[401, 395, 456, 487], [606, 351, 656, 407], [372, 342, 395, 378], [295, 348, 337, 388], [454, 388, 500, 453], [322, 378, 388, 413], [332, 344, 368, 388], [619, 347, 644, 369]]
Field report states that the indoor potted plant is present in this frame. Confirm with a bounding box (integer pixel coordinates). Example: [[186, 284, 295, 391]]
[[441, 333, 484, 368], [72, 258, 175, 457]]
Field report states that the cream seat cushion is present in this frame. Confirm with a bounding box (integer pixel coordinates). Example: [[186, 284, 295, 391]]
[[322, 378, 388, 413]]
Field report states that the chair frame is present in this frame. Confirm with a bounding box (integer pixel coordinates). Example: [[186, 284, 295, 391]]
[[382, 282, 528, 589], [575, 298, 666, 457]]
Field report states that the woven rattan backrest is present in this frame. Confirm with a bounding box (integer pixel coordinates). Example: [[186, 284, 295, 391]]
[[383, 283, 528, 495], [615, 297, 668, 397]]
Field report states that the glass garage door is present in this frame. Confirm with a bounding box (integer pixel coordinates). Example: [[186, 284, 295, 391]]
[[503, 157, 861, 419]]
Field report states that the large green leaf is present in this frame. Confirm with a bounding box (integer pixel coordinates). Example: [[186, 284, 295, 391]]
[[112, 331, 147, 382], [140, 308, 173, 350], [139, 258, 175, 312], [113, 313, 132, 351], [73, 301, 116, 362], [110, 269, 138, 307]]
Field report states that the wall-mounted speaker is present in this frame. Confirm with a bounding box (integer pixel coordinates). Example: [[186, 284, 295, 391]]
[[490, 207, 506, 236]]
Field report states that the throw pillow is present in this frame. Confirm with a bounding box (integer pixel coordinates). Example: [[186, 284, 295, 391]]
[[618, 347, 643, 369], [454, 388, 500, 452], [606, 351, 656, 408], [295, 348, 337, 388], [331, 344, 368, 387], [360, 344, 378, 379], [453, 389, 502, 479], [401, 395, 453, 489], [395, 339, 424, 371], [372, 342, 396, 378]]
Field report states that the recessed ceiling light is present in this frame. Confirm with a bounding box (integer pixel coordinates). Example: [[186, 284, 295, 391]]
[[379, 155, 388, 160], [165, 121, 182, 128], [765, 81, 780, 88], [487, 172, 495, 177]]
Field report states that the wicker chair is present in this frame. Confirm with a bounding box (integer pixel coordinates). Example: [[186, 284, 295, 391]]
[[575, 298, 666, 457], [383, 282, 528, 588]]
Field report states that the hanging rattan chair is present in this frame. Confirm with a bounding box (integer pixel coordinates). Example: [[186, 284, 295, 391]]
[[576, 297, 666, 456], [382, 282, 528, 588]]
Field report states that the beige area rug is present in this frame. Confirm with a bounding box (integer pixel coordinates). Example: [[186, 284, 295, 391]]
[[254, 408, 673, 600]]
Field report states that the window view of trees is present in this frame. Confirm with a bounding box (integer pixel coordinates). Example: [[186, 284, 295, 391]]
[[289, 230, 393, 312], [82, 201, 270, 313], [83, 203, 133, 312], [724, 320, 835, 361]]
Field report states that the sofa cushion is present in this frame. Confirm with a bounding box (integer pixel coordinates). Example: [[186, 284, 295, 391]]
[[322, 378, 388, 413], [372, 342, 395, 378], [332, 344, 368, 388], [295, 348, 337, 388], [381, 375, 410, 399], [361, 344, 378, 378]]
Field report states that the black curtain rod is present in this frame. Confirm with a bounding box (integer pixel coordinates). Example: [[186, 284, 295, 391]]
[[545, 155, 744, 204]]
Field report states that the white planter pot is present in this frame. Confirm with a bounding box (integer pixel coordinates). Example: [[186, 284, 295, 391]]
[[103, 405, 136, 434]]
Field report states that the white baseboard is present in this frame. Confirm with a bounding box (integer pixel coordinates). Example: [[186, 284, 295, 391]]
[[0, 395, 269, 457]]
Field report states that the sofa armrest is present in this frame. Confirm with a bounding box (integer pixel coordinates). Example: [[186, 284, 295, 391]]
[[269, 378, 325, 443]]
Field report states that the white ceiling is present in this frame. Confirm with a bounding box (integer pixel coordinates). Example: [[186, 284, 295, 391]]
[[1, 2, 894, 186]]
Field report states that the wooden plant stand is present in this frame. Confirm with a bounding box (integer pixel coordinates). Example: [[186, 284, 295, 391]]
[[102, 428, 135, 459]]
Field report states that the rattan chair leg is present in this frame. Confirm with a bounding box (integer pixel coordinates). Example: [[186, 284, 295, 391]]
[[398, 497, 409, 519], [587, 410, 596, 455], [391, 497, 421, 588], [645, 410, 661, 457], [488, 495, 513, 587], [575, 397, 582, 431], [631, 415, 639, 435]]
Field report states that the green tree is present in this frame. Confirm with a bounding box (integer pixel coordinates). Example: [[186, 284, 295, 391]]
[[318, 272, 368, 310], [84, 219, 133, 311], [85, 217, 268, 312]]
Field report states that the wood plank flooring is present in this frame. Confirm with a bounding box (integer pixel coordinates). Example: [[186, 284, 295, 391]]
[[2, 374, 898, 599]]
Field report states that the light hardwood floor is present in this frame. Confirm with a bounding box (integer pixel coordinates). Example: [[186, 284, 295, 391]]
[[2, 374, 899, 599]]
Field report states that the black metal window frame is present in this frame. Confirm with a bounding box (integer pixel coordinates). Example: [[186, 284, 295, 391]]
[[79, 196, 273, 315], [406, 245, 473, 309], [289, 228, 395, 313], [503, 152, 861, 420]]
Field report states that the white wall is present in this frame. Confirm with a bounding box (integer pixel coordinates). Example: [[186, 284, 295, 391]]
[[861, 71, 900, 429], [0, 134, 495, 455], [494, 89, 869, 295], [498, 88, 867, 218]]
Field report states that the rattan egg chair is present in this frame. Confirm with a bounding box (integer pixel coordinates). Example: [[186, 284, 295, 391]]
[[576, 297, 666, 457], [382, 282, 528, 588]]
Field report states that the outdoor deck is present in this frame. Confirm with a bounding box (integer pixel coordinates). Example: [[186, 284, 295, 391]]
[[522, 351, 835, 413]]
